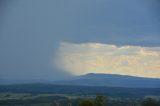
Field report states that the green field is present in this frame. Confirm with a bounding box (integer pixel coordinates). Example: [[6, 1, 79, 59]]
[[0, 92, 95, 106], [0, 92, 159, 106]]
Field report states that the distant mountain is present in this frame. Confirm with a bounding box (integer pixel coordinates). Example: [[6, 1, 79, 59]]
[[1, 73, 160, 88], [54, 73, 160, 88]]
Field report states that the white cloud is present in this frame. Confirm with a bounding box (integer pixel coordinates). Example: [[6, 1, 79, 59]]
[[54, 42, 160, 78]]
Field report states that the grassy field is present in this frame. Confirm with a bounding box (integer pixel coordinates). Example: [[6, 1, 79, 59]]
[[0, 92, 96, 106], [0, 92, 93, 100], [0, 92, 160, 106]]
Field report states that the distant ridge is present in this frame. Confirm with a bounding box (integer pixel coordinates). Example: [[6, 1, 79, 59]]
[[54, 73, 160, 88], [81, 73, 160, 79], [0, 83, 160, 98], [1, 73, 160, 88]]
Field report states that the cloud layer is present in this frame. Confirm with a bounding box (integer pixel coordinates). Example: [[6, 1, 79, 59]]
[[55, 42, 160, 78]]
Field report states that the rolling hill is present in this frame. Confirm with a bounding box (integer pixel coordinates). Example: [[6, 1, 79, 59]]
[[54, 73, 160, 88]]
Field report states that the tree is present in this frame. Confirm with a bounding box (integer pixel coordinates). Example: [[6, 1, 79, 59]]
[[141, 97, 159, 106], [94, 95, 106, 106], [80, 100, 93, 106]]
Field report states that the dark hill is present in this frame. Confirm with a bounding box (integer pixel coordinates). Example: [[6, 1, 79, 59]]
[[54, 73, 160, 88]]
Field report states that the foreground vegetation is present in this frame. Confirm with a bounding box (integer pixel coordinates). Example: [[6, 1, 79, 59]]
[[0, 84, 160, 106], [0, 93, 160, 106]]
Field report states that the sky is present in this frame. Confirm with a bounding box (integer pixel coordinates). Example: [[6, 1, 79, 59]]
[[0, 0, 160, 80]]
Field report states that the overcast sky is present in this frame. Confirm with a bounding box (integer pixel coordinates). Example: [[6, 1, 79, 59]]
[[0, 0, 160, 80]]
